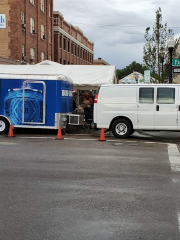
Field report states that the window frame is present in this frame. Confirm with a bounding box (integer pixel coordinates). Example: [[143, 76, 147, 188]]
[[30, 17, 35, 34], [21, 12, 24, 24], [41, 24, 45, 39], [139, 87, 154, 104], [30, 48, 35, 62], [49, 3, 51, 17], [30, 0, 35, 5], [40, 0, 45, 12], [41, 52, 45, 62], [49, 29, 51, 44], [63, 38, 66, 51], [157, 87, 175, 104]]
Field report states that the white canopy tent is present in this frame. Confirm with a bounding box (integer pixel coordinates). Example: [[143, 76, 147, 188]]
[[0, 61, 117, 90]]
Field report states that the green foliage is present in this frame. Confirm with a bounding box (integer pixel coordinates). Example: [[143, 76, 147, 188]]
[[116, 61, 147, 80], [143, 7, 179, 83]]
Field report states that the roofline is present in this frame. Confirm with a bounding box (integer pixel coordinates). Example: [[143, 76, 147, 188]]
[[54, 26, 94, 54]]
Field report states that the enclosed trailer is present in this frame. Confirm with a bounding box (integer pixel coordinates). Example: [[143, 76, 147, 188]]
[[0, 73, 83, 133]]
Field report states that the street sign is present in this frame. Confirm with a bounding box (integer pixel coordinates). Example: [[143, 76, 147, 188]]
[[0, 14, 6, 29], [172, 59, 180, 66], [173, 68, 180, 73], [144, 70, 150, 83]]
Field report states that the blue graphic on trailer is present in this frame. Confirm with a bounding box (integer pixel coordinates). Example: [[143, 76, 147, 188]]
[[4, 88, 43, 125], [0, 76, 73, 128]]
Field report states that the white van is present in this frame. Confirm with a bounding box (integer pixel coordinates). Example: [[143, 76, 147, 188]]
[[93, 84, 180, 138]]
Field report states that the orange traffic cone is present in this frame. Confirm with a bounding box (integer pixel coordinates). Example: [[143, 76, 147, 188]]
[[8, 124, 14, 137], [56, 126, 64, 140], [99, 128, 106, 141]]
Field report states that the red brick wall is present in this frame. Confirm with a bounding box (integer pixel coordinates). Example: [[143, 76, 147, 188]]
[[53, 12, 94, 65], [0, 0, 54, 64], [0, 0, 11, 58]]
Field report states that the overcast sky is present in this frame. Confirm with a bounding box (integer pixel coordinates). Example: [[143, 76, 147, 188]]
[[54, 0, 180, 69]]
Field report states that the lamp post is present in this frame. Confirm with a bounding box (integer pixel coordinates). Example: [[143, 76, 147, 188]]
[[167, 37, 175, 84]]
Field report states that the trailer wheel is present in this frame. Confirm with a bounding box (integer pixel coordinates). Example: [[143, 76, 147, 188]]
[[112, 119, 132, 138], [0, 117, 9, 134]]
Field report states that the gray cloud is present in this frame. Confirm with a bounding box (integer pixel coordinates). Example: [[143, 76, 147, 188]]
[[54, 0, 180, 69]]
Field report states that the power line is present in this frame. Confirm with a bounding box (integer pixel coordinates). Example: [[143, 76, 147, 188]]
[[72, 23, 180, 29]]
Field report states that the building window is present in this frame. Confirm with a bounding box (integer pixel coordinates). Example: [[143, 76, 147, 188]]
[[63, 38, 66, 50], [80, 48, 82, 58], [21, 12, 24, 24], [77, 33, 81, 42], [49, 30, 51, 43], [77, 47, 79, 57], [67, 41, 70, 52], [30, 17, 35, 34], [30, 0, 35, 5], [30, 48, 35, 63], [59, 36, 62, 48], [41, 52, 45, 62], [60, 58, 61, 64], [74, 45, 76, 56], [22, 45, 25, 60], [49, 55, 51, 61], [63, 60, 66, 65], [22, 45, 25, 56], [49, 3, 51, 17], [41, 24, 45, 39], [71, 43, 73, 54], [40, 0, 45, 12]]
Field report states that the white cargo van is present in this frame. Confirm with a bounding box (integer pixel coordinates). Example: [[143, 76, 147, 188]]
[[94, 84, 180, 138]]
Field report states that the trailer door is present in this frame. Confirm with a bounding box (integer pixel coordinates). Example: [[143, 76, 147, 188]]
[[155, 86, 178, 130], [22, 80, 46, 125]]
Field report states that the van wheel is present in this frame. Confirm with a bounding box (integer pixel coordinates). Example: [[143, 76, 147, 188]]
[[0, 117, 9, 134], [112, 119, 132, 138]]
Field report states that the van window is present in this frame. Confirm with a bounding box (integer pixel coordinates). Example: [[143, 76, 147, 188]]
[[157, 88, 175, 104], [139, 88, 154, 103]]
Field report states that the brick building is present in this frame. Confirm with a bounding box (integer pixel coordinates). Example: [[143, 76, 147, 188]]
[[53, 11, 94, 65], [0, 0, 54, 64]]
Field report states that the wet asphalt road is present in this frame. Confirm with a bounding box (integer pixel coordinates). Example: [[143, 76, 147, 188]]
[[0, 130, 180, 240]]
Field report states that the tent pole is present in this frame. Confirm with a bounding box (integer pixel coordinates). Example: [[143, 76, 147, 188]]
[[77, 89, 79, 106]]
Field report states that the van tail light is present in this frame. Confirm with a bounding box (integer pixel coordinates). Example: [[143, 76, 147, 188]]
[[94, 94, 98, 103]]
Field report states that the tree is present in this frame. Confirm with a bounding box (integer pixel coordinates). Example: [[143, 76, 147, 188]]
[[143, 7, 179, 83], [117, 61, 147, 80]]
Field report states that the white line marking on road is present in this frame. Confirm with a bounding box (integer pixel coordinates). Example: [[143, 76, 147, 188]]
[[19, 137, 55, 139], [64, 138, 97, 141], [168, 144, 180, 172], [0, 142, 18, 145]]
